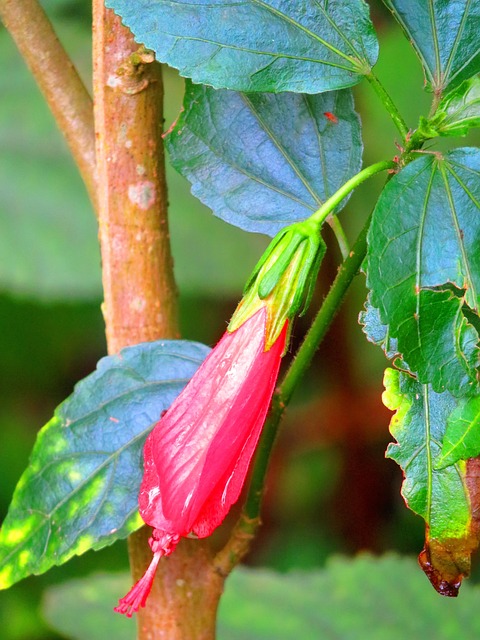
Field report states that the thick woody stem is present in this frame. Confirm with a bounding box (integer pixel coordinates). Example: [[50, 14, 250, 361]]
[[130, 528, 223, 640], [93, 4, 222, 638], [0, 0, 97, 207], [92, 3, 178, 352]]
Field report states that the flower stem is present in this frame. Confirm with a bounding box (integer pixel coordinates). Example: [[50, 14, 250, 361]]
[[243, 391, 287, 520], [366, 71, 409, 142], [0, 0, 97, 208], [280, 214, 371, 405], [328, 216, 350, 260], [309, 160, 394, 227], [219, 212, 374, 569], [219, 162, 394, 567], [261, 213, 372, 497]]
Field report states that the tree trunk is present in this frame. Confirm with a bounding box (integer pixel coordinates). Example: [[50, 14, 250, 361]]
[[92, 4, 223, 637]]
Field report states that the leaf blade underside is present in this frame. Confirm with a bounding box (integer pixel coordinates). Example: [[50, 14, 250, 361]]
[[106, 0, 378, 93], [166, 83, 363, 236], [0, 340, 209, 590]]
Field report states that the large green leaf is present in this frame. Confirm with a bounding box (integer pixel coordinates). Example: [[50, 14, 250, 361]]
[[0, 25, 101, 301], [366, 148, 480, 396], [166, 82, 362, 236], [384, 368, 480, 596], [42, 556, 480, 640], [384, 0, 480, 95], [219, 556, 480, 637], [43, 573, 134, 640], [0, 340, 209, 590], [106, 0, 378, 93], [163, 68, 272, 298], [359, 294, 413, 376]]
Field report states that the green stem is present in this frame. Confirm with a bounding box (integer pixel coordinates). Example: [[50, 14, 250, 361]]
[[281, 214, 371, 405], [243, 390, 286, 520], [252, 214, 371, 510], [309, 160, 394, 227], [217, 161, 394, 573], [366, 72, 409, 142], [216, 213, 374, 572], [328, 215, 350, 260]]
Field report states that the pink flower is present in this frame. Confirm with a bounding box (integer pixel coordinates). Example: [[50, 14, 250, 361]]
[[115, 305, 287, 616]]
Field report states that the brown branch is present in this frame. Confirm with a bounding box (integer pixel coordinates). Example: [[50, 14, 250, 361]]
[[0, 0, 97, 207], [92, 5, 178, 352], [129, 528, 223, 640], [93, 4, 223, 638]]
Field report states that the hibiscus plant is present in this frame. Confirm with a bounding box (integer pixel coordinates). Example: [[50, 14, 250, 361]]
[[0, 0, 480, 638]]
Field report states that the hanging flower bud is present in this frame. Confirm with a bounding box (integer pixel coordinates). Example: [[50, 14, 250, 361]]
[[115, 306, 287, 616], [116, 220, 325, 617], [229, 220, 325, 349]]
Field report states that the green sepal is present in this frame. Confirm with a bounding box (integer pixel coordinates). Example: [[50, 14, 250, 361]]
[[257, 231, 305, 300], [230, 220, 326, 349]]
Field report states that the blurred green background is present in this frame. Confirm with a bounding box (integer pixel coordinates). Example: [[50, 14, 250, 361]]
[[1, 1, 480, 638]]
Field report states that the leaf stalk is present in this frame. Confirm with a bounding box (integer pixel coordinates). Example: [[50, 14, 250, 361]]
[[309, 160, 395, 227], [366, 71, 409, 142], [328, 215, 350, 260]]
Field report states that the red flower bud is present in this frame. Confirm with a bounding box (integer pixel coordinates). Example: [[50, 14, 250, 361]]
[[115, 306, 287, 616]]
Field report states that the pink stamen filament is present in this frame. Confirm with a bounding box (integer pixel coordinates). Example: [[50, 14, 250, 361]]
[[114, 550, 162, 618]]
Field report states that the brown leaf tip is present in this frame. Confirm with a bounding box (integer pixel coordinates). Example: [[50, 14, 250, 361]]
[[418, 548, 462, 597]]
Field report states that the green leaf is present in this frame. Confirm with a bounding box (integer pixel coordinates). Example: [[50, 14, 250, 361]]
[[163, 70, 271, 297], [105, 0, 378, 93], [384, 368, 480, 596], [366, 149, 480, 395], [0, 25, 101, 301], [384, 0, 480, 95], [437, 395, 480, 468], [166, 82, 362, 236], [42, 556, 480, 640], [434, 74, 480, 137], [0, 340, 209, 590]]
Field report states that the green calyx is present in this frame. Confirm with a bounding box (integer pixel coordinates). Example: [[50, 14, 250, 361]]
[[229, 220, 326, 350]]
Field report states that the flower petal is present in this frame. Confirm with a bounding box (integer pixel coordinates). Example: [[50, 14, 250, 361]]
[[192, 319, 287, 536], [148, 308, 268, 526]]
